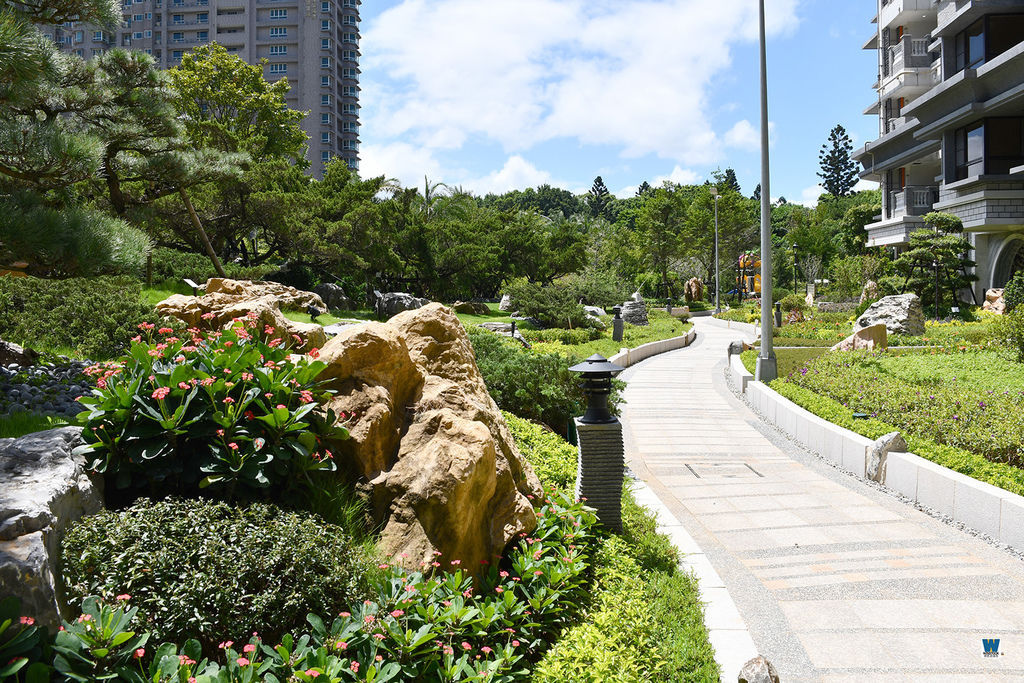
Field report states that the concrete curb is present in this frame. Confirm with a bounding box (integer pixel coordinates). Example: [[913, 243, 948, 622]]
[[738, 377, 1024, 550], [608, 329, 697, 368], [701, 317, 760, 337], [629, 478, 759, 683]]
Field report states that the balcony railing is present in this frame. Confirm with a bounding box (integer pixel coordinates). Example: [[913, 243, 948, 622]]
[[890, 185, 939, 218], [886, 35, 932, 77]]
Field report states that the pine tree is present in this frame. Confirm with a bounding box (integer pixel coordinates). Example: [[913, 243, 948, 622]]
[[588, 175, 612, 219], [894, 212, 978, 313], [752, 183, 761, 202], [636, 181, 652, 197], [722, 168, 741, 194], [817, 124, 859, 197]]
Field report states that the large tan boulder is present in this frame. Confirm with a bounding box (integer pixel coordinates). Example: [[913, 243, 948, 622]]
[[984, 288, 1005, 314], [831, 323, 888, 352], [155, 283, 327, 353], [204, 278, 325, 310], [318, 303, 542, 574], [684, 278, 703, 303]]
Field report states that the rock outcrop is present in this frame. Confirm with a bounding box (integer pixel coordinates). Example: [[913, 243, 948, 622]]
[[583, 306, 606, 317], [369, 291, 430, 319], [318, 304, 542, 574], [451, 301, 490, 315], [855, 293, 925, 336], [738, 656, 780, 683], [155, 279, 326, 352], [684, 277, 704, 303], [314, 283, 354, 311], [831, 324, 888, 352], [621, 300, 649, 326], [0, 339, 38, 367], [0, 427, 102, 630], [867, 431, 907, 483], [984, 288, 1006, 315], [498, 294, 513, 312]]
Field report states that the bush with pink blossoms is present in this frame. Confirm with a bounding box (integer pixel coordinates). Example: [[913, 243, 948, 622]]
[[74, 314, 348, 502]]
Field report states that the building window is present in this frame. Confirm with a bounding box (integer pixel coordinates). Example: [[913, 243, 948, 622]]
[[321, 75, 330, 86], [985, 117, 1024, 175], [93, 30, 103, 40], [197, 13, 208, 23], [347, 159, 358, 171], [172, 14, 183, 24], [144, 29, 152, 37], [321, 113, 330, 124], [172, 32, 183, 42], [92, 48, 103, 56], [342, 68, 358, 80], [321, 56, 330, 68], [268, 63, 287, 74], [321, 132, 331, 144], [270, 44, 286, 55], [74, 30, 84, 42], [321, 94, 331, 105], [321, 1, 330, 11], [321, 19, 330, 30], [954, 121, 985, 180], [342, 32, 357, 44], [342, 50, 358, 62], [132, 31, 143, 39], [342, 86, 357, 97], [133, 13, 143, 20], [269, 8, 287, 19], [955, 14, 1024, 74], [322, 151, 331, 163], [321, 38, 330, 49], [197, 31, 207, 41], [269, 27, 286, 38], [172, 50, 183, 60], [342, 14, 356, 25]]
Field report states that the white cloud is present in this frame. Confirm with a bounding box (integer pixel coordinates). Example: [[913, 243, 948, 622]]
[[359, 142, 448, 186], [462, 156, 557, 196], [724, 120, 760, 151], [796, 184, 825, 207], [362, 0, 800, 164]]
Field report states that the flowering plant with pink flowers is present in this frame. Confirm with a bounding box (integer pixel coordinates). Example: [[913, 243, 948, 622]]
[[74, 314, 348, 502]]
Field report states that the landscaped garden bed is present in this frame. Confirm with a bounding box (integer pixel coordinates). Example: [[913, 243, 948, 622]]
[[741, 346, 1024, 496]]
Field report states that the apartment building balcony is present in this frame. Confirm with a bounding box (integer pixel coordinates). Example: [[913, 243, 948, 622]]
[[879, 0, 936, 30], [890, 185, 939, 219]]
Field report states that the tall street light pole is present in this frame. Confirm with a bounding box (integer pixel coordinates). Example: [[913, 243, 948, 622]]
[[712, 186, 721, 314], [755, 0, 777, 382]]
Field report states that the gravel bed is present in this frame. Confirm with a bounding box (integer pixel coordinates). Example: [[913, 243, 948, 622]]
[[0, 359, 93, 420]]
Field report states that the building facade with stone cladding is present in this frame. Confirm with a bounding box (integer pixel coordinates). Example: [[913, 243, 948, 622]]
[[854, 0, 1024, 300], [43, 0, 361, 177]]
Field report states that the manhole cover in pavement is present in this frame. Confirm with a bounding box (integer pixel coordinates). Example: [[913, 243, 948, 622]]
[[685, 462, 764, 479]]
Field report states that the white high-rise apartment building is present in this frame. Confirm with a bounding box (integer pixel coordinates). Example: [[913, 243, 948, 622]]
[[43, 0, 361, 177], [855, 0, 1024, 297]]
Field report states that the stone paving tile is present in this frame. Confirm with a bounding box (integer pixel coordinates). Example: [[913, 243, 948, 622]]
[[621, 319, 1024, 680]]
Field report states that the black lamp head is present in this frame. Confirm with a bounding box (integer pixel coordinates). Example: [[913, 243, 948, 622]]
[[569, 354, 625, 424]]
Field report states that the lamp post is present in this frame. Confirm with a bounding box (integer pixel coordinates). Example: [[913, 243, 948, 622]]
[[792, 243, 799, 294], [755, 0, 777, 382], [933, 258, 941, 319], [569, 354, 626, 531], [712, 186, 721, 314]]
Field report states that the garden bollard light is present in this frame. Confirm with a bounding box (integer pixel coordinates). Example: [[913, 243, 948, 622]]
[[511, 320, 516, 338], [774, 301, 782, 328], [569, 354, 625, 531], [612, 306, 624, 342]]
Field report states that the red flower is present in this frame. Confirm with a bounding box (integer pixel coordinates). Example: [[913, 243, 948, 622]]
[[151, 387, 170, 400]]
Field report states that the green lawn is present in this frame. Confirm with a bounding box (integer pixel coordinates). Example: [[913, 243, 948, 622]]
[[0, 412, 70, 438], [742, 347, 830, 377], [529, 310, 692, 358]]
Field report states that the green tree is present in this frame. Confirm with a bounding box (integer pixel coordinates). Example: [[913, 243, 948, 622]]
[[894, 212, 978, 313], [818, 124, 859, 197], [636, 181, 652, 197], [721, 168, 741, 194], [587, 175, 612, 220], [169, 43, 308, 165]]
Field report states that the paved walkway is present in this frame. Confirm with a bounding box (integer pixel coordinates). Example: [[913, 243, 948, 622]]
[[620, 317, 1024, 682]]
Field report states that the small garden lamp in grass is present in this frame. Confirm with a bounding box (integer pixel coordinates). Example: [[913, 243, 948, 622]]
[[612, 306, 624, 343], [570, 354, 626, 531]]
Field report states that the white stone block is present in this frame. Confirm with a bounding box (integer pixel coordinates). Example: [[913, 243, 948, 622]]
[[804, 416, 826, 454], [916, 460, 955, 516], [953, 476, 1005, 538], [884, 452, 919, 499], [1000, 497, 1024, 550], [841, 435, 868, 477], [820, 421, 846, 465]]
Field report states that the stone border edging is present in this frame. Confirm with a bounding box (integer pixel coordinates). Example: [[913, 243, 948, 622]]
[[608, 329, 697, 368], [738, 376, 1024, 550], [702, 317, 760, 336], [629, 477, 759, 683]]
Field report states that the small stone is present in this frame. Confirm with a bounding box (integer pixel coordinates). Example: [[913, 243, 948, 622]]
[[831, 324, 888, 352], [867, 431, 908, 483], [738, 656, 780, 683]]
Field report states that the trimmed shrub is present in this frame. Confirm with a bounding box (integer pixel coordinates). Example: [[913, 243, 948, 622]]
[[503, 410, 576, 490], [1004, 272, 1024, 312], [521, 327, 602, 346], [0, 276, 155, 359], [76, 319, 346, 503], [992, 307, 1024, 363], [61, 498, 377, 654], [467, 325, 590, 434], [147, 246, 272, 285], [779, 293, 808, 313], [505, 279, 589, 329]]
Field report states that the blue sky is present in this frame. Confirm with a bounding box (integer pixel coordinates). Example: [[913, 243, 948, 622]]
[[357, 0, 880, 205]]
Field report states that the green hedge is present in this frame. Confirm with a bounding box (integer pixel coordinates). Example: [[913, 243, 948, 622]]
[[771, 380, 1024, 497], [148, 247, 273, 284], [0, 276, 157, 359], [62, 498, 377, 653], [503, 410, 576, 490]]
